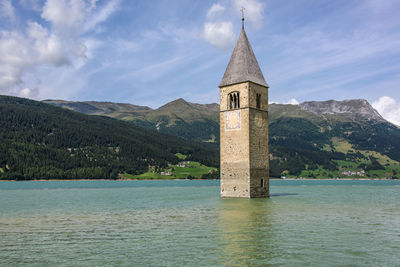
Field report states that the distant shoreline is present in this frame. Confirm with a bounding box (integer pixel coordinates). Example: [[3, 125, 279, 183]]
[[0, 178, 397, 182]]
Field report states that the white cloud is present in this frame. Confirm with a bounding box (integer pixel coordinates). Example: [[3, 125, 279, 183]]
[[233, 0, 264, 29], [372, 96, 400, 126], [0, 31, 33, 89], [203, 0, 264, 49], [89, 0, 99, 10], [0, 0, 16, 23], [27, 21, 72, 66], [286, 98, 299, 105], [84, 0, 120, 32], [19, 87, 38, 98], [206, 3, 225, 19], [41, 0, 86, 35], [203, 22, 235, 50], [0, 0, 120, 99]]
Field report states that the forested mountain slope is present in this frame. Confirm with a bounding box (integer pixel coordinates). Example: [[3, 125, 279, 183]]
[[0, 96, 218, 180], [46, 97, 400, 178], [44, 98, 220, 142], [268, 101, 400, 178]]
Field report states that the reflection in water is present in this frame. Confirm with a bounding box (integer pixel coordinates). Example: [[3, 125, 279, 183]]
[[217, 199, 276, 266]]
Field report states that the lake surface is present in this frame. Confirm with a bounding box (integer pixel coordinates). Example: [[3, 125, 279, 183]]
[[0, 180, 399, 266]]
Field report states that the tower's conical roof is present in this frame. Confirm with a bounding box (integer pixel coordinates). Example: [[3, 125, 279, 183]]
[[219, 28, 268, 88]]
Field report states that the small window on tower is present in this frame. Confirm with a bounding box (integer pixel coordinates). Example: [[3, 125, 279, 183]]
[[261, 178, 264, 188], [229, 94, 234, 109], [256, 93, 261, 109], [228, 92, 240, 109]]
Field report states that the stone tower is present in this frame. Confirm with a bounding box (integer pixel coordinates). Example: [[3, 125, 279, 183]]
[[219, 24, 269, 198]]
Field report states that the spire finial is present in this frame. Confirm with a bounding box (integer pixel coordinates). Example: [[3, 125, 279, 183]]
[[241, 7, 245, 29]]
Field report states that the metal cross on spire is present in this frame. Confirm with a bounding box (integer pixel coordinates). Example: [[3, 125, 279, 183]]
[[241, 7, 245, 29]]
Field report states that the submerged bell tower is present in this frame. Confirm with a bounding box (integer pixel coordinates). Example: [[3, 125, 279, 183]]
[[219, 15, 269, 198]]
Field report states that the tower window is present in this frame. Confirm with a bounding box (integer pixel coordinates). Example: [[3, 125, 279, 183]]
[[228, 92, 240, 109], [261, 179, 264, 187], [256, 93, 261, 109]]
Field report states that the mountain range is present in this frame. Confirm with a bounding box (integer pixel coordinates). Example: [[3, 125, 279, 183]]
[[43, 98, 220, 143], [44, 97, 400, 179], [0, 95, 217, 180]]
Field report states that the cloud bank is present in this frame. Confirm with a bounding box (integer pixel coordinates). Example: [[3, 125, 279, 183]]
[[0, 0, 119, 98], [372, 96, 400, 127]]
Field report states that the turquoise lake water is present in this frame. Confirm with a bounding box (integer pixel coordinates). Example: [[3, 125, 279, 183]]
[[0, 180, 399, 266]]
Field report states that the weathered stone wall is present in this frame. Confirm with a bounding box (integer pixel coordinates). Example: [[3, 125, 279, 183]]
[[249, 109, 269, 197], [220, 82, 250, 198], [249, 82, 269, 197], [249, 82, 268, 109], [220, 81, 269, 198]]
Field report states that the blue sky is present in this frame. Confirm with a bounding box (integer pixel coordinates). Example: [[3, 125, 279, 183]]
[[1, 0, 400, 125]]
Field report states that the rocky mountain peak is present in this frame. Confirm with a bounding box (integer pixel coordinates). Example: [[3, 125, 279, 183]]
[[299, 99, 385, 122]]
